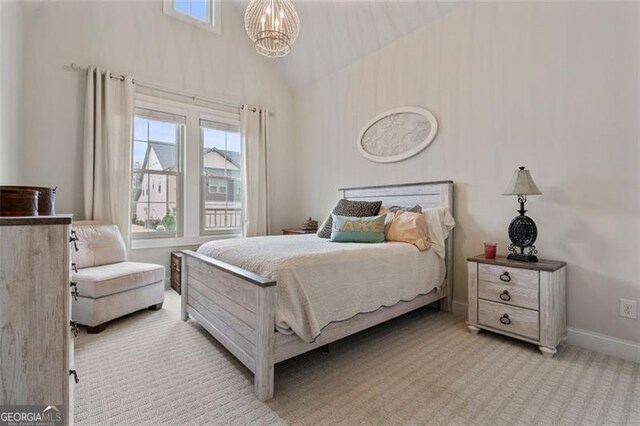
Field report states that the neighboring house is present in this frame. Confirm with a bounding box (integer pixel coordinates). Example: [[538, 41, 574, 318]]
[[133, 142, 178, 230], [202, 147, 242, 230], [133, 143, 241, 231]]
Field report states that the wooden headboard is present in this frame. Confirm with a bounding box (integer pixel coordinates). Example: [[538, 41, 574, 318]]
[[338, 181, 454, 311]]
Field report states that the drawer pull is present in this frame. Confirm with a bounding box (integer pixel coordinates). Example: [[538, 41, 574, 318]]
[[500, 314, 512, 325], [69, 369, 79, 384], [499, 290, 511, 301], [72, 262, 78, 273], [69, 230, 79, 252], [70, 321, 79, 337], [499, 272, 511, 282], [70, 282, 79, 301]]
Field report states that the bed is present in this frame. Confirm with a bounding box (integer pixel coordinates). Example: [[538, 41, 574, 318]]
[[180, 181, 454, 401]]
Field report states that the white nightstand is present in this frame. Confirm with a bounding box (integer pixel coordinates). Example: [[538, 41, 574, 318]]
[[467, 254, 567, 357]]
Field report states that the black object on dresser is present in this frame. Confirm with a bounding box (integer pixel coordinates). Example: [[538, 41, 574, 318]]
[[171, 252, 184, 294]]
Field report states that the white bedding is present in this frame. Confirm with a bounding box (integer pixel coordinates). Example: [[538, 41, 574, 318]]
[[197, 235, 445, 343]]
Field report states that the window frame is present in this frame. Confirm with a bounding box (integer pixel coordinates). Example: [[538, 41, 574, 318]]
[[199, 111, 243, 237], [162, 0, 221, 34], [131, 94, 243, 250], [131, 104, 186, 241]]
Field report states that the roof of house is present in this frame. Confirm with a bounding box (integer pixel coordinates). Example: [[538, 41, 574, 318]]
[[148, 142, 176, 171], [204, 148, 242, 169], [143, 143, 241, 172]]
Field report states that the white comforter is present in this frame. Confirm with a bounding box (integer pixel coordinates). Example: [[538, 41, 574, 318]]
[[197, 235, 445, 342]]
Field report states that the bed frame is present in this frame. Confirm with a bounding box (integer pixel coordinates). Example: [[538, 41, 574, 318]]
[[180, 181, 454, 401]]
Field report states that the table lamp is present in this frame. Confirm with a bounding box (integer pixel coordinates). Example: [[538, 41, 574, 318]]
[[503, 166, 542, 262]]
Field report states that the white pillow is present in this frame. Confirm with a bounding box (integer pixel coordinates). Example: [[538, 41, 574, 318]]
[[422, 207, 455, 259]]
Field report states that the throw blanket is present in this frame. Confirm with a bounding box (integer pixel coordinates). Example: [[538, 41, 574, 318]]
[[198, 235, 445, 342]]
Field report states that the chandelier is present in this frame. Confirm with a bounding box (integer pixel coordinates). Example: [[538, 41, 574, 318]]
[[244, 0, 300, 58]]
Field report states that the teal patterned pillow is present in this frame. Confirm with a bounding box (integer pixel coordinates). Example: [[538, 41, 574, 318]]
[[330, 214, 386, 243]]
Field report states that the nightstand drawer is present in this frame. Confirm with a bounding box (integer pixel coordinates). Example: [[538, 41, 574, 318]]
[[478, 280, 539, 310], [171, 256, 181, 271], [478, 264, 538, 289], [171, 267, 180, 284], [478, 300, 539, 340]]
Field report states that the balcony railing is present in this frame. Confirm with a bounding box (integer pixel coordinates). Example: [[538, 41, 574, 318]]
[[203, 207, 242, 231]]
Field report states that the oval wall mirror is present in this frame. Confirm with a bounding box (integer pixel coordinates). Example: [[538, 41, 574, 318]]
[[357, 106, 438, 163]]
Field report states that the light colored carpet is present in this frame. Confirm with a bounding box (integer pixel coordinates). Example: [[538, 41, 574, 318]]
[[75, 290, 639, 425]]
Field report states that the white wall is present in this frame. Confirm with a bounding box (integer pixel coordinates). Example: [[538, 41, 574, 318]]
[[292, 2, 640, 343], [0, 0, 23, 184], [20, 0, 295, 229], [20, 0, 296, 272]]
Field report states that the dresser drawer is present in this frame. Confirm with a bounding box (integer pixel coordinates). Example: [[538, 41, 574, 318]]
[[478, 280, 539, 310], [478, 264, 538, 289], [478, 300, 539, 340]]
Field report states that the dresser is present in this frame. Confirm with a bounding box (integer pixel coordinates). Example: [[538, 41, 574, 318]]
[[467, 255, 567, 357], [0, 216, 75, 423]]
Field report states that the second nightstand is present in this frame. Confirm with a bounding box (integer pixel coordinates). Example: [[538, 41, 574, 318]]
[[170, 252, 184, 295], [282, 228, 316, 235], [467, 254, 567, 357]]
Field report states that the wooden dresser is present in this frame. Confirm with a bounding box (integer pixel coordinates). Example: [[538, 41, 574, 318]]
[[0, 216, 75, 424], [467, 254, 567, 357]]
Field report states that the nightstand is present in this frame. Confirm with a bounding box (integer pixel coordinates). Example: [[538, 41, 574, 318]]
[[170, 252, 184, 295], [282, 228, 316, 235], [467, 255, 567, 357]]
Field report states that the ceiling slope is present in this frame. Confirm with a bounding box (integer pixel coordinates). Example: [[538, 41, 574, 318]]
[[234, 0, 463, 89]]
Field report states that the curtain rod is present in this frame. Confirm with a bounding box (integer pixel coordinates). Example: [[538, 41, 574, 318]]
[[63, 63, 242, 111]]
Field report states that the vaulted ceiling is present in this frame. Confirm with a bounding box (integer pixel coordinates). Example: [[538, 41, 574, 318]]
[[234, 1, 463, 89]]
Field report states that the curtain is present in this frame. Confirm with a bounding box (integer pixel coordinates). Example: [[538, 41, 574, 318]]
[[83, 67, 135, 252], [240, 105, 269, 237]]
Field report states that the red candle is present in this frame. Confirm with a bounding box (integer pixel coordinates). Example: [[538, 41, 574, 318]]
[[484, 243, 497, 259]]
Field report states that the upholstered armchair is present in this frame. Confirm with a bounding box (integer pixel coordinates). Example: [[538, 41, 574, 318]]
[[71, 223, 165, 333]]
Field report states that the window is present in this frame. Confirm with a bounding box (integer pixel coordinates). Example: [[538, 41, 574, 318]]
[[207, 178, 228, 194], [200, 118, 242, 234], [163, 0, 221, 33], [131, 107, 184, 238]]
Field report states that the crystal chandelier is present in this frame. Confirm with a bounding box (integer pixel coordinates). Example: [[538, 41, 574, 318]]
[[244, 0, 300, 58]]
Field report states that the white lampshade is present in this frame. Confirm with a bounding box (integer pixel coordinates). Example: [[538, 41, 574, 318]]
[[503, 167, 542, 196]]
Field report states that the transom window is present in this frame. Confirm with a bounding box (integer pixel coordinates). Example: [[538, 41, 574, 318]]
[[163, 0, 221, 33]]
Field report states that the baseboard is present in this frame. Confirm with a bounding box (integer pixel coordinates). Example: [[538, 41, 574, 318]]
[[452, 300, 467, 316], [567, 327, 640, 363], [450, 301, 639, 362]]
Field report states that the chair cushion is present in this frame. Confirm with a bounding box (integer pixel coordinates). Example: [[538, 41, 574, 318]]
[[72, 262, 165, 298], [72, 224, 127, 269]]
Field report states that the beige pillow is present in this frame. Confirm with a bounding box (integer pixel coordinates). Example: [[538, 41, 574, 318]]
[[379, 206, 395, 231], [385, 211, 431, 251]]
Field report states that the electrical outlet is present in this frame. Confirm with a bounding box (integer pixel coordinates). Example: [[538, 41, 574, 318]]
[[619, 299, 637, 319]]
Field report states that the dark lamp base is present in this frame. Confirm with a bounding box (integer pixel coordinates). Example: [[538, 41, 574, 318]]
[[507, 253, 539, 263]]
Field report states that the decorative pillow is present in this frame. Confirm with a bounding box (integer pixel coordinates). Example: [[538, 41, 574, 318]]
[[330, 214, 386, 243], [386, 205, 423, 213], [379, 205, 423, 231], [385, 211, 431, 251], [422, 207, 456, 259], [317, 199, 383, 238]]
